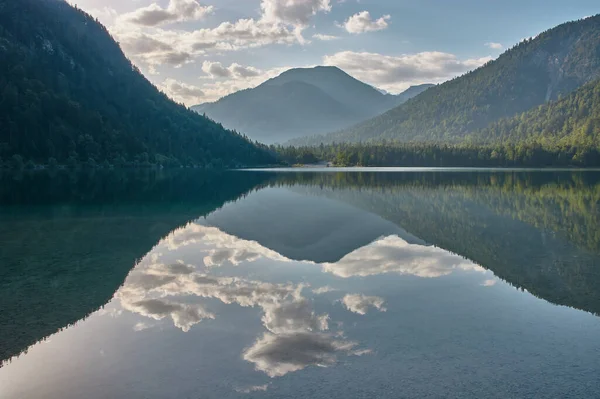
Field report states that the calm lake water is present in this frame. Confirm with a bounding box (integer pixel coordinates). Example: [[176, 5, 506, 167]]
[[1, 169, 600, 398]]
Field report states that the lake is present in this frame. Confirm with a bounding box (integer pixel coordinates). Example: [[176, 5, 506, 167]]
[[1, 169, 599, 398]]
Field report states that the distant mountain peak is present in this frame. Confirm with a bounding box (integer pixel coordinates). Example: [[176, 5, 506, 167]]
[[192, 66, 432, 144], [293, 15, 600, 146]]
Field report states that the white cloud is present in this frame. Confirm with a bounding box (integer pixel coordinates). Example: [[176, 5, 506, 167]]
[[87, 6, 118, 26], [312, 33, 340, 41], [322, 235, 485, 278], [324, 50, 492, 93], [121, 0, 214, 26], [201, 61, 261, 79], [124, 298, 215, 332], [485, 42, 503, 49], [344, 11, 390, 34], [312, 286, 337, 294], [108, 0, 333, 72], [341, 294, 386, 315], [159, 78, 205, 105], [235, 384, 270, 394], [261, 0, 332, 27], [243, 332, 357, 377], [481, 279, 497, 287]]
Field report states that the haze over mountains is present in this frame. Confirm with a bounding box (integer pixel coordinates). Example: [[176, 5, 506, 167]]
[[291, 15, 600, 147], [192, 67, 433, 144]]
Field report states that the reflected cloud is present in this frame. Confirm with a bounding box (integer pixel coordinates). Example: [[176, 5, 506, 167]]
[[243, 332, 358, 378], [124, 298, 215, 332], [312, 286, 337, 294], [342, 294, 386, 315], [235, 384, 270, 393], [262, 299, 329, 334], [133, 322, 152, 332], [116, 222, 487, 379], [164, 223, 288, 266], [481, 279, 497, 287], [323, 235, 484, 278]]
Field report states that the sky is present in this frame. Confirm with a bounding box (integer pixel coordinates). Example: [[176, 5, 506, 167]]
[[68, 0, 598, 105]]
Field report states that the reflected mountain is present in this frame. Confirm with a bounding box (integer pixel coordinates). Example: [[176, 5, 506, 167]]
[[111, 218, 482, 378], [0, 170, 270, 364], [266, 171, 600, 315], [200, 187, 425, 263], [2, 170, 600, 398]]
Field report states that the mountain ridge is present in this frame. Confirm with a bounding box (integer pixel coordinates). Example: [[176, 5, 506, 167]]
[[192, 66, 433, 144], [292, 15, 600, 146], [0, 0, 275, 168]]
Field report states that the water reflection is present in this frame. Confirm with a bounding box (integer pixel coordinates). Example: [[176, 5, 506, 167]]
[[117, 221, 390, 377], [1, 170, 600, 398]]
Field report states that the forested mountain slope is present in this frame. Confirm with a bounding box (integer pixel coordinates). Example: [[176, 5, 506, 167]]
[[472, 78, 600, 150], [0, 0, 275, 168], [296, 15, 600, 146], [192, 66, 433, 144]]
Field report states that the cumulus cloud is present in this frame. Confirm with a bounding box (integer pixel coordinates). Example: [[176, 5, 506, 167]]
[[262, 299, 329, 334], [323, 51, 492, 93], [162, 223, 289, 265], [202, 61, 261, 79], [342, 294, 386, 315], [87, 6, 118, 26], [262, 0, 332, 26], [344, 11, 390, 34], [485, 42, 503, 49], [121, 0, 214, 27], [124, 298, 215, 332], [108, 0, 333, 71], [312, 33, 339, 41], [243, 332, 357, 377], [322, 235, 485, 278], [159, 78, 205, 104]]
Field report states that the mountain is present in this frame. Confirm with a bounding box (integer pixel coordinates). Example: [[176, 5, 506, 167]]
[[295, 15, 600, 146], [472, 77, 600, 150], [192, 66, 433, 143], [0, 0, 275, 168]]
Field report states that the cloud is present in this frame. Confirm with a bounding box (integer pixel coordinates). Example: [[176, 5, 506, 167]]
[[160, 78, 205, 104], [485, 42, 503, 49], [344, 11, 390, 34], [202, 61, 261, 79], [322, 235, 485, 278], [235, 384, 270, 393], [312, 286, 337, 294], [481, 279, 497, 287], [109, 0, 333, 71], [133, 322, 152, 331], [116, 223, 375, 378], [162, 223, 289, 265], [262, 299, 329, 334], [121, 0, 214, 27], [323, 50, 492, 93], [312, 33, 340, 41], [243, 332, 357, 377], [125, 298, 215, 332], [87, 6, 118, 26], [342, 294, 386, 315], [261, 0, 332, 27]]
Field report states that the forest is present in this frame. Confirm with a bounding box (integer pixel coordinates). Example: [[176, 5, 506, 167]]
[[277, 77, 600, 167], [291, 15, 600, 147], [0, 0, 277, 169]]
